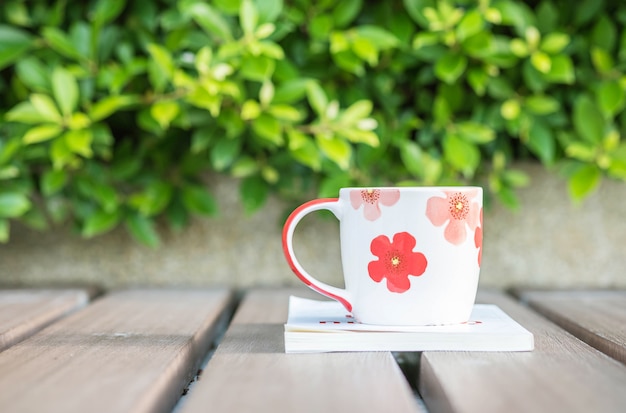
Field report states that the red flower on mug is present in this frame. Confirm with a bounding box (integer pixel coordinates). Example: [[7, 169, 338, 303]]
[[474, 207, 483, 266], [426, 190, 480, 245], [350, 188, 400, 221], [368, 232, 428, 293]]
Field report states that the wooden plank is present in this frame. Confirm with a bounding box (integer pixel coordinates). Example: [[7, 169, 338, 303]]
[[0, 289, 233, 413], [519, 290, 626, 365], [0, 289, 89, 351], [418, 290, 626, 413], [177, 288, 424, 413]]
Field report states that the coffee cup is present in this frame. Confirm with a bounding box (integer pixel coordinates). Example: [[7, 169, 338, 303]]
[[282, 187, 483, 325]]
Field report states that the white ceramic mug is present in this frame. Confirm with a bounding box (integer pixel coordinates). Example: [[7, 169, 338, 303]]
[[282, 187, 483, 325]]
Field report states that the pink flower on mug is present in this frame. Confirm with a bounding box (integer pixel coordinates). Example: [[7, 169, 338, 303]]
[[350, 188, 400, 221], [474, 207, 483, 266], [368, 232, 428, 293], [426, 190, 480, 245]]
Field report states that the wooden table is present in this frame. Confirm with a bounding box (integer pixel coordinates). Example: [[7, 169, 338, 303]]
[[0, 287, 624, 413]]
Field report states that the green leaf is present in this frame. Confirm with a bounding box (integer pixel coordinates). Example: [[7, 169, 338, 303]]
[[22, 124, 63, 145], [591, 14, 616, 51], [166, 196, 189, 231], [147, 43, 174, 91], [5, 102, 49, 124], [91, 183, 119, 213], [443, 133, 480, 176], [316, 135, 352, 170], [252, 114, 283, 145], [333, 0, 362, 27], [456, 121, 495, 144], [340, 100, 373, 123], [90, 95, 140, 122], [82, 210, 120, 238], [399, 140, 426, 178], [573, 0, 603, 26], [41, 169, 68, 196], [545, 55, 575, 84], [129, 181, 173, 216], [591, 47, 613, 74], [403, 0, 433, 27], [191, 128, 216, 154], [181, 185, 218, 216], [240, 0, 259, 35], [456, 9, 483, 42], [0, 192, 31, 218], [527, 120, 555, 165], [41, 27, 84, 61], [51, 67, 79, 117], [255, 0, 283, 24], [540, 33, 570, 54], [502, 169, 530, 187], [63, 129, 93, 157], [30, 94, 63, 123], [239, 55, 274, 81], [125, 213, 160, 248], [92, 0, 127, 26], [568, 164, 601, 201], [267, 105, 303, 122], [50, 137, 75, 169], [231, 156, 260, 177], [306, 81, 328, 116], [501, 99, 521, 120], [16, 57, 49, 93], [525, 95, 560, 115], [354, 26, 399, 50], [566, 142, 596, 162], [597, 80, 624, 117], [462, 31, 494, 59], [0, 25, 35, 70], [150, 101, 180, 129], [287, 129, 321, 171], [573, 95, 604, 144], [467, 68, 488, 96], [0, 166, 19, 180], [0, 219, 8, 243], [351, 37, 378, 66], [186, 3, 233, 41], [240, 175, 269, 215], [434, 52, 467, 84], [495, 0, 534, 30], [530, 51, 551, 73], [273, 79, 309, 104], [211, 137, 241, 171]]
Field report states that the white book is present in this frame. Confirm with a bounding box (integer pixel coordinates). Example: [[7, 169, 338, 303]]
[[284, 296, 534, 354]]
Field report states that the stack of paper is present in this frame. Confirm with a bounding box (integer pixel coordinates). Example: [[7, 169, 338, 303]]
[[284, 296, 534, 354]]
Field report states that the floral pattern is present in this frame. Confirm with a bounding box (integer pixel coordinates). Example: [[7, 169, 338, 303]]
[[474, 207, 483, 266], [426, 190, 480, 245], [368, 232, 428, 293], [350, 188, 400, 221]]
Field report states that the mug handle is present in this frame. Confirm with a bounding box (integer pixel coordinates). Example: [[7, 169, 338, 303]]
[[282, 198, 353, 312]]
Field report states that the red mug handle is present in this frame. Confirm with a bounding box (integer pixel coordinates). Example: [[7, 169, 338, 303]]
[[282, 198, 353, 312]]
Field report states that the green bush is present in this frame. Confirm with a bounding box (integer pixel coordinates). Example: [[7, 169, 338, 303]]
[[1, 0, 626, 246]]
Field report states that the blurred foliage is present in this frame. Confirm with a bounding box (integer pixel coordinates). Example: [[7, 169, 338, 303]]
[[1, 0, 626, 246]]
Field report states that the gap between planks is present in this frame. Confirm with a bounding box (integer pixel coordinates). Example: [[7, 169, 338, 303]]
[[176, 288, 426, 413], [0, 289, 91, 351], [418, 289, 626, 413], [0, 288, 235, 413]]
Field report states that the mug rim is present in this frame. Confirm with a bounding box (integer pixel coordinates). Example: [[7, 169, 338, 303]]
[[339, 186, 482, 191]]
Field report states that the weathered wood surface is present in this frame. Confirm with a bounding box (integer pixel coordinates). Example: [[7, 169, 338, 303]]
[[178, 288, 425, 413], [418, 290, 626, 413], [519, 290, 626, 365], [0, 289, 89, 351], [0, 289, 233, 413]]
